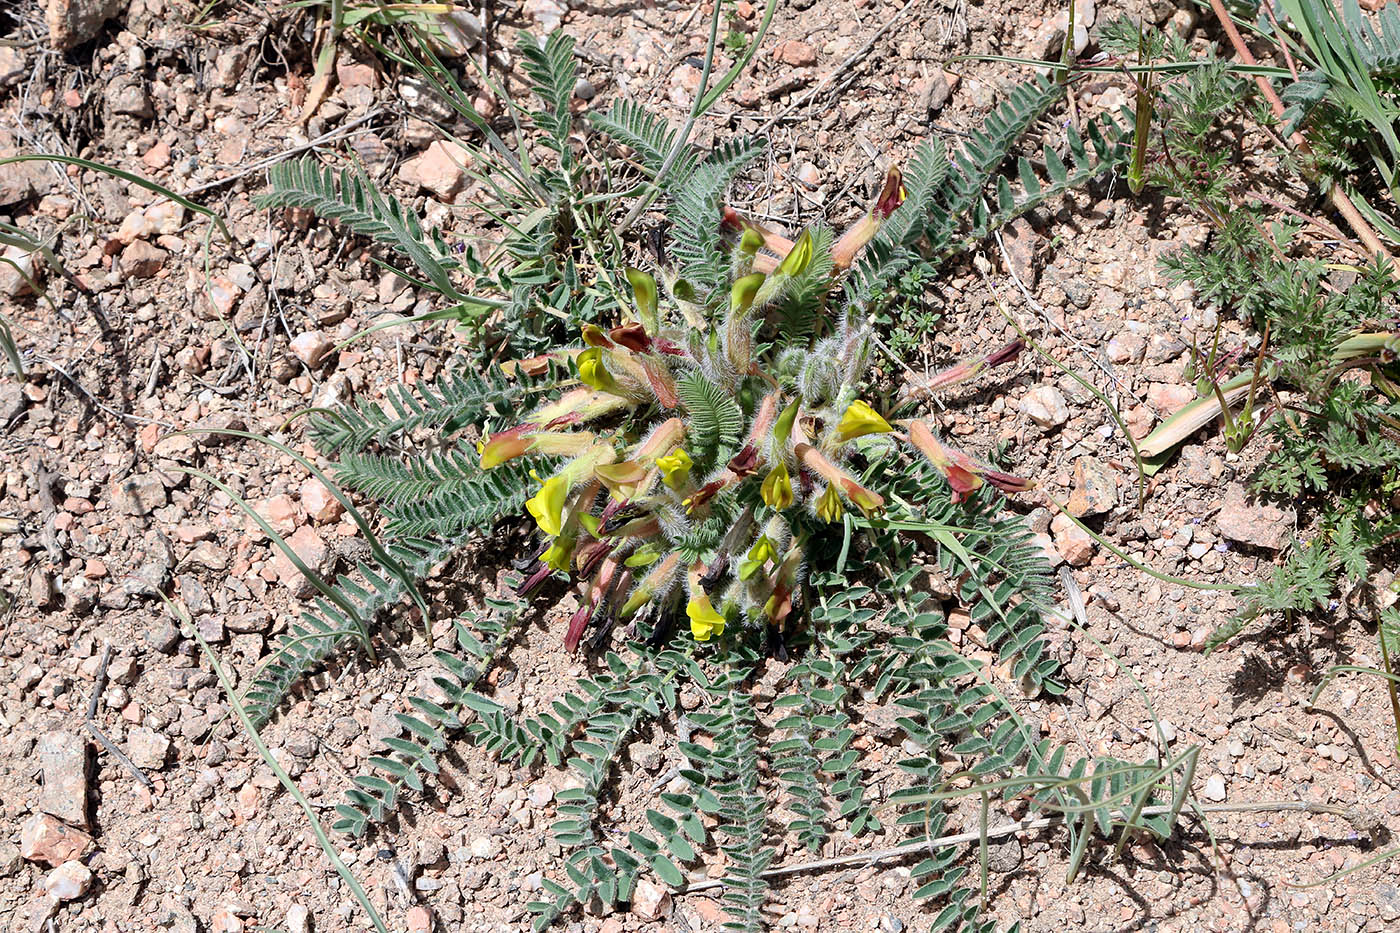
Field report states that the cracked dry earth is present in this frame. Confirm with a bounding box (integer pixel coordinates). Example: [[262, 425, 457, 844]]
[[2, 0, 1400, 931]]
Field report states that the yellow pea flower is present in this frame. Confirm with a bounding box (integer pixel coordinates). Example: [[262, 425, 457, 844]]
[[624, 267, 658, 333], [526, 474, 569, 536], [624, 546, 661, 568], [577, 348, 618, 393], [729, 272, 765, 316], [816, 484, 844, 523], [773, 397, 801, 449], [541, 539, 574, 571], [834, 400, 892, 443], [761, 462, 793, 510], [687, 594, 727, 642], [778, 229, 814, 277], [656, 447, 693, 491], [739, 535, 778, 581]]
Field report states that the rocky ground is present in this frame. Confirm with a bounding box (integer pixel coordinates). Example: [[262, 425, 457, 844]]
[[3, 0, 1400, 931]]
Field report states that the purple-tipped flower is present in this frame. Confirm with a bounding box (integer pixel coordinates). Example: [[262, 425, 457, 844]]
[[610, 323, 652, 352], [907, 420, 1035, 503], [832, 167, 905, 269], [916, 339, 1026, 396]]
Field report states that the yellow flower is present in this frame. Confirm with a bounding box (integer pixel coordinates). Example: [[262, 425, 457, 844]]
[[526, 474, 569, 536], [739, 536, 778, 581], [739, 226, 765, 256], [577, 348, 618, 393], [778, 229, 814, 277], [729, 272, 765, 316], [624, 546, 661, 568], [761, 462, 793, 510], [541, 539, 574, 571], [816, 484, 844, 523], [773, 397, 800, 449], [687, 594, 727, 642], [624, 267, 658, 332], [834, 400, 892, 443], [656, 447, 693, 490]]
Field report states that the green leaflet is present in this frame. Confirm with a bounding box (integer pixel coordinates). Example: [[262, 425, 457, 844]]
[[676, 370, 745, 468]]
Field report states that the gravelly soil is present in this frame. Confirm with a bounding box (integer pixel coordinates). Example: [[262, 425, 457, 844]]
[[2, 0, 1400, 931]]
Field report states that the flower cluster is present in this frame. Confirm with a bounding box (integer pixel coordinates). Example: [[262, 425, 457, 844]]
[[480, 169, 1033, 650]]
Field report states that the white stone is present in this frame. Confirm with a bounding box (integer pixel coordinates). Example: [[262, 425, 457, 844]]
[[285, 904, 310, 933], [527, 781, 554, 808], [522, 0, 566, 31], [299, 477, 344, 525], [1203, 774, 1227, 802], [116, 200, 186, 245], [0, 244, 38, 297], [630, 878, 670, 921], [399, 140, 473, 200], [44, 860, 92, 901], [1020, 385, 1070, 428], [127, 727, 171, 770], [289, 330, 333, 368]]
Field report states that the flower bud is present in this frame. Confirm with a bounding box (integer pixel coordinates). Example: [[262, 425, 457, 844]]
[[581, 324, 614, 348], [773, 397, 801, 449], [795, 443, 884, 516], [478, 422, 538, 468], [778, 230, 814, 278], [831, 167, 905, 269], [739, 226, 765, 256], [609, 323, 652, 353], [730, 272, 766, 316]]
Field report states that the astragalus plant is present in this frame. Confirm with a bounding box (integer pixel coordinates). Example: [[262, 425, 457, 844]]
[[484, 169, 1035, 658], [245, 51, 1185, 930]]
